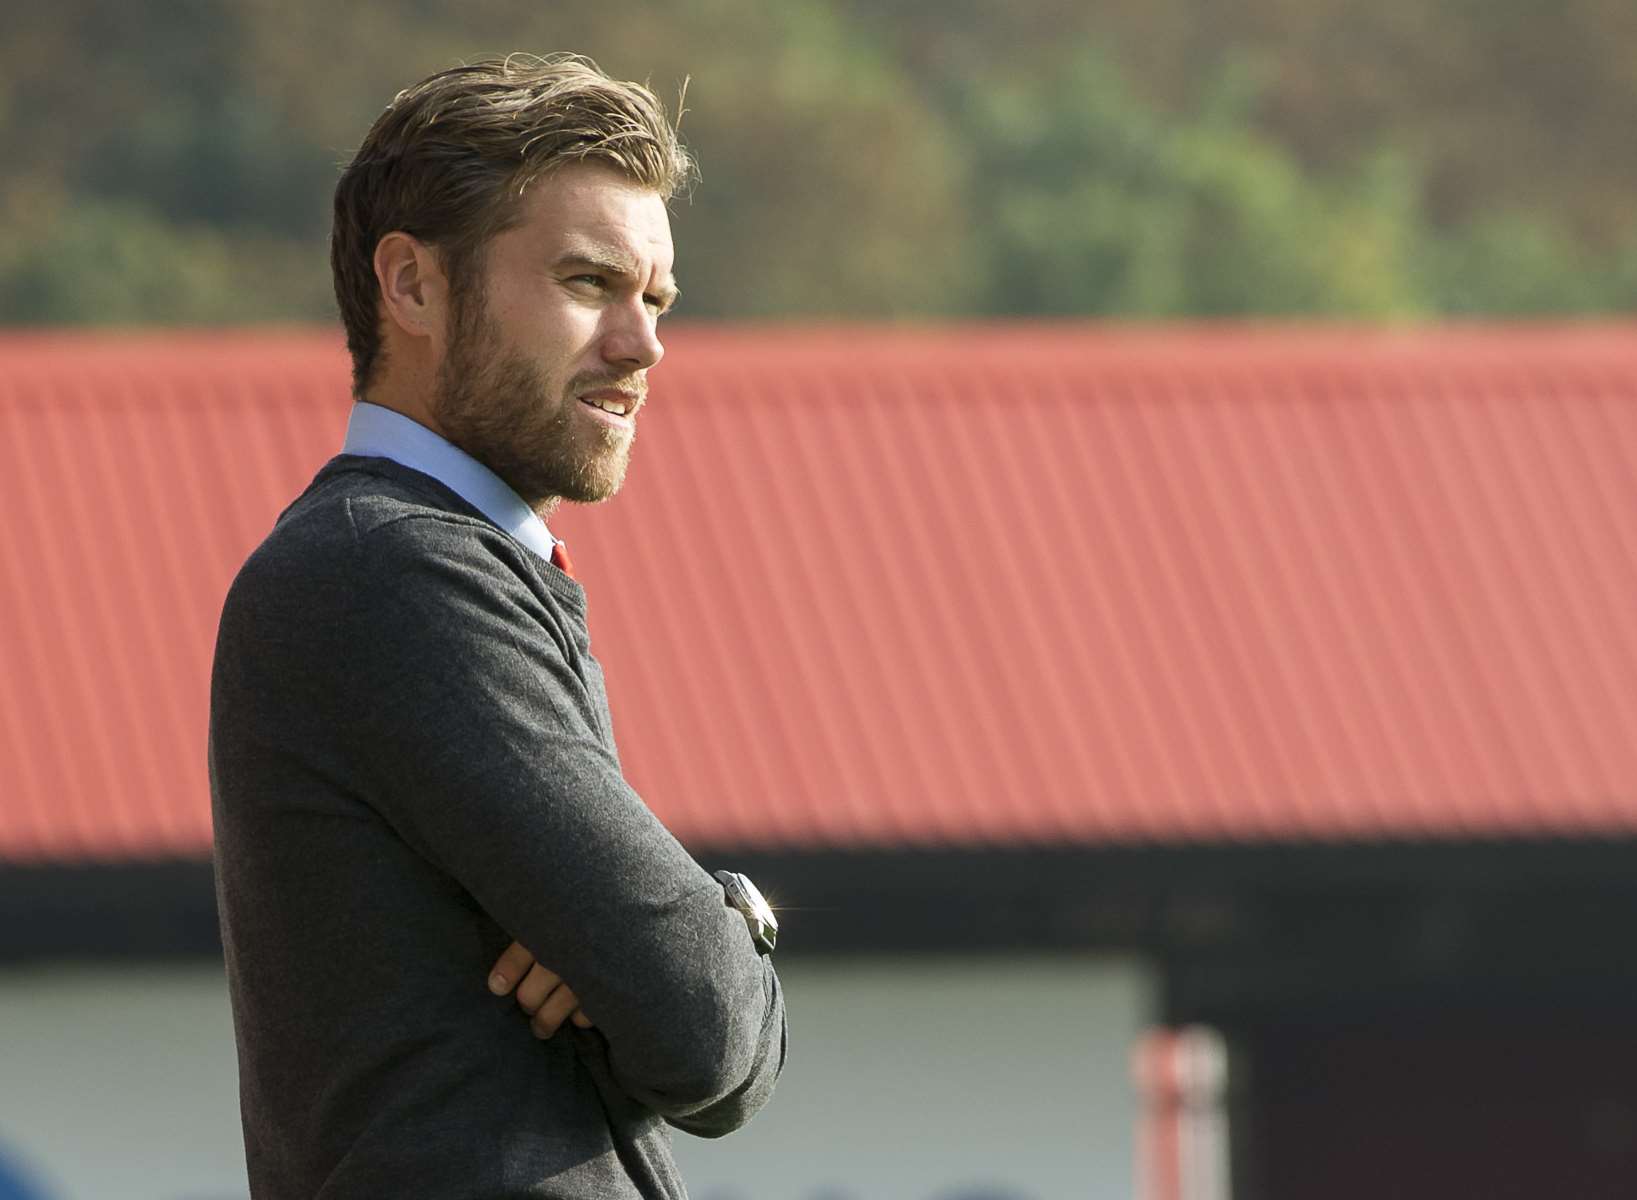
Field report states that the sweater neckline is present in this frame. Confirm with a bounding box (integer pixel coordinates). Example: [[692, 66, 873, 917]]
[[324, 454, 587, 607]]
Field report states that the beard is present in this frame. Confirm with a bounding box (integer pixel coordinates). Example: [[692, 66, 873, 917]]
[[431, 286, 638, 509]]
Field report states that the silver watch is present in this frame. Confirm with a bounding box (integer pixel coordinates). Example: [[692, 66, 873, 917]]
[[714, 870, 778, 955]]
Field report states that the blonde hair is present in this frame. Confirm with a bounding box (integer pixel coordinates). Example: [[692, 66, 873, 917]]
[[331, 53, 693, 395]]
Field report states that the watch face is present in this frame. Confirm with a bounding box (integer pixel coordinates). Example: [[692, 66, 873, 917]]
[[717, 869, 779, 953], [737, 875, 775, 925]]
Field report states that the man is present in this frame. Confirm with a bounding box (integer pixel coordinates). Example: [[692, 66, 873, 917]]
[[209, 55, 786, 1199]]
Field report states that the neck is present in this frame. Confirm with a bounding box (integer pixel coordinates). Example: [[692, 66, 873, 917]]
[[363, 347, 441, 435]]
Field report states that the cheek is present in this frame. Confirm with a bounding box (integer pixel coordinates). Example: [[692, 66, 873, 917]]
[[484, 288, 603, 380], [527, 304, 603, 360]]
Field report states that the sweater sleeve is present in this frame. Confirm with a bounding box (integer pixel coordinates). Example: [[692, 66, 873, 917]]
[[339, 513, 786, 1132]]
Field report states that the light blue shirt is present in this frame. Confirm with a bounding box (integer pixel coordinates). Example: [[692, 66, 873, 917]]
[[341, 401, 562, 564]]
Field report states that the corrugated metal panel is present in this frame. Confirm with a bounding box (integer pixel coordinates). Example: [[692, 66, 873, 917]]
[[1, 333, 352, 861], [4, 325, 1637, 861]]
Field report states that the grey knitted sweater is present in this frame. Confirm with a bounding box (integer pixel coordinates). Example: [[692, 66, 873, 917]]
[[209, 455, 786, 1199]]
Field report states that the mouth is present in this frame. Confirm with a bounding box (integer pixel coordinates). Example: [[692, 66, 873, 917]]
[[577, 388, 641, 429]]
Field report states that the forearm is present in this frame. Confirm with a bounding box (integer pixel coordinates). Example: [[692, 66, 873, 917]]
[[397, 745, 771, 1105], [491, 879, 788, 1130], [545, 865, 783, 1119], [657, 955, 787, 1137]]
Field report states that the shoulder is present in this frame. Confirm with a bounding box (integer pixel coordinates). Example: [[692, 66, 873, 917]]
[[259, 457, 535, 574], [221, 459, 546, 629], [287, 457, 491, 548]]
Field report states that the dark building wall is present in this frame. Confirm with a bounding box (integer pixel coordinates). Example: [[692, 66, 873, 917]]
[[1149, 841, 1637, 1200], [1239, 1022, 1637, 1200]]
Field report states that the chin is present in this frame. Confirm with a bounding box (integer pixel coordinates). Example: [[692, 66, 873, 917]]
[[549, 447, 632, 505], [564, 475, 625, 505]]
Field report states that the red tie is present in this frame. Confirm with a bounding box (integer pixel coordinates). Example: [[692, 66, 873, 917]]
[[551, 541, 576, 579]]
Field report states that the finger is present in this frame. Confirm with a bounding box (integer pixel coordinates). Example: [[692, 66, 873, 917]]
[[488, 941, 537, 996], [514, 963, 564, 1015], [531, 984, 581, 1040], [570, 1008, 595, 1030]]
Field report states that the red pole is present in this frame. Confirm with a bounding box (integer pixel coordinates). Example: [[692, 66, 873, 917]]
[[1133, 1026, 1229, 1200]]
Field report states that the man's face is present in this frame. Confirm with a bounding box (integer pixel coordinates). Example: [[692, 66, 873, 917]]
[[432, 162, 677, 509]]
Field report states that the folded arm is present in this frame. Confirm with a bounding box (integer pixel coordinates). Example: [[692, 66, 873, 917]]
[[341, 516, 786, 1129]]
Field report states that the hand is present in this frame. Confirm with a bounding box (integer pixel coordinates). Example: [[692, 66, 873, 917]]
[[488, 940, 597, 1039]]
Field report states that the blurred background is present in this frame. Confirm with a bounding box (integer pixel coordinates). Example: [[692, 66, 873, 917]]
[[10, 0, 1637, 327], [4, 2, 1637, 1198]]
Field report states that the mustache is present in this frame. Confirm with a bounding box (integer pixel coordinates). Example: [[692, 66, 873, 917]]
[[569, 372, 646, 403]]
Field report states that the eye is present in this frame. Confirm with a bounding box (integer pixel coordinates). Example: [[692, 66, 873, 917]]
[[568, 274, 606, 290]]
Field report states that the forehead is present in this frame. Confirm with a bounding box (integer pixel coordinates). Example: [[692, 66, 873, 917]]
[[502, 162, 674, 271]]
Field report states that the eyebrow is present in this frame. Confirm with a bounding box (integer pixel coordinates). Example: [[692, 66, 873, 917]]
[[553, 248, 680, 312]]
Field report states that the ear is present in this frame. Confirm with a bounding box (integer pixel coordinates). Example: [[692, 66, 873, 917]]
[[373, 231, 448, 341]]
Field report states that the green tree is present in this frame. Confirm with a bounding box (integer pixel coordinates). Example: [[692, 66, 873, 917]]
[[960, 53, 1425, 318], [5, 0, 1637, 323]]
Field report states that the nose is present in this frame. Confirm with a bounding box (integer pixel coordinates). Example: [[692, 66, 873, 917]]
[[600, 299, 665, 372]]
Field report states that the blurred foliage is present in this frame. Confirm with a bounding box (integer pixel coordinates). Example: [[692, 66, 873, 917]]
[[2, 0, 1635, 324]]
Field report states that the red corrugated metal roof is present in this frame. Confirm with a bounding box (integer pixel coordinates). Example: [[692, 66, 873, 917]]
[[4, 324, 1637, 861]]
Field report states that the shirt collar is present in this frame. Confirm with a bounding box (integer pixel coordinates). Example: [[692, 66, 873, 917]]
[[341, 402, 561, 564]]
